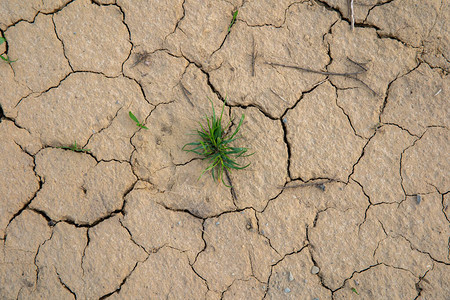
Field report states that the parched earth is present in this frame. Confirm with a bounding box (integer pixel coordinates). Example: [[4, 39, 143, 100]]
[[0, 0, 449, 299]]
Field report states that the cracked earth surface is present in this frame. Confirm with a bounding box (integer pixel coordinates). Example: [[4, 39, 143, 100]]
[[0, 0, 449, 299]]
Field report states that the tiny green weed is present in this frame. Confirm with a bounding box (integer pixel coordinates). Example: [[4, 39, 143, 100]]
[[58, 141, 90, 152], [351, 287, 359, 295], [182, 99, 252, 187], [129, 111, 148, 129], [228, 10, 238, 32], [0, 37, 17, 64]]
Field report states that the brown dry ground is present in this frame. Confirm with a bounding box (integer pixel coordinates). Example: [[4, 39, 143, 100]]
[[0, 0, 449, 299]]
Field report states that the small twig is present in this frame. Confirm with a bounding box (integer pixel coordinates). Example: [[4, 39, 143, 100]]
[[265, 62, 365, 77], [348, 0, 355, 31], [311, 78, 328, 89], [278, 179, 334, 190], [267, 61, 376, 95], [179, 82, 194, 107], [346, 57, 368, 72], [347, 75, 377, 95], [270, 88, 288, 103], [251, 36, 257, 77]]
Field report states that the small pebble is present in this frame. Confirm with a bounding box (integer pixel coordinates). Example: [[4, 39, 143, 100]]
[[311, 266, 320, 274], [282, 118, 287, 123], [177, 221, 181, 226], [288, 272, 294, 281], [284, 288, 291, 293], [215, 221, 220, 226], [261, 230, 265, 235], [354, 279, 359, 286], [313, 298, 319, 300], [416, 194, 421, 204]]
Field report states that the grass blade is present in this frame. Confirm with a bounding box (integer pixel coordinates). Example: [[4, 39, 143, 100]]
[[129, 111, 139, 124], [228, 10, 238, 32], [182, 98, 252, 187]]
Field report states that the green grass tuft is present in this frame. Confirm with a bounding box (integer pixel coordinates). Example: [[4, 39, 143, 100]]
[[228, 10, 238, 32], [182, 98, 252, 187], [57, 141, 90, 152], [0, 37, 17, 64], [129, 111, 148, 129]]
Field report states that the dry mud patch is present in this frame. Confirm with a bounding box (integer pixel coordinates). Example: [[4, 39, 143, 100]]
[[0, 0, 449, 299]]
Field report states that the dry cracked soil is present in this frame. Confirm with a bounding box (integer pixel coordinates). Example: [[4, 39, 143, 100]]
[[0, 0, 449, 299]]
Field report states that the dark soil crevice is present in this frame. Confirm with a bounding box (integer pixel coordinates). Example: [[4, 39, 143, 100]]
[[80, 228, 90, 277], [254, 210, 281, 257], [397, 129, 428, 206], [191, 219, 207, 266], [413, 268, 431, 300], [331, 82, 365, 139], [304, 228, 336, 293], [346, 130, 377, 183], [280, 118, 293, 181], [397, 234, 450, 266], [51, 15, 74, 72], [32, 227, 55, 293], [352, 178, 374, 231], [155, 201, 206, 221], [56, 268, 77, 299], [3, 149, 43, 240], [118, 218, 150, 255], [98, 261, 140, 299], [262, 244, 309, 298], [3, 0, 77, 31], [112, 2, 134, 75], [13, 71, 72, 109], [0, 104, 4, 122], [382, 122, 420, 138], [335, 263, 382, 293], [378, 62, 422, 122]]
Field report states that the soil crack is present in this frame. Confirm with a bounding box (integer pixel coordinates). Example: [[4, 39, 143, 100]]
[[51, 15, 74, 71], [56, 268, 77, 299]]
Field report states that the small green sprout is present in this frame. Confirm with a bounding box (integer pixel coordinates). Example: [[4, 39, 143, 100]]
[[129, 111, 148, 129], [351, 287, 359, 295], [58, 141, 90, 152], [182, 99, 252, 187], [0, 37, 17, 64], [228, 10, 238, 32]]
